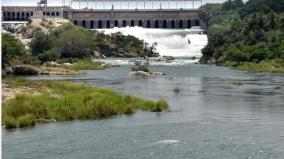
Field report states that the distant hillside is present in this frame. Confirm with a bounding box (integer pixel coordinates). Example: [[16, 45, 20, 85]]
[[199, 0, 284, 73]]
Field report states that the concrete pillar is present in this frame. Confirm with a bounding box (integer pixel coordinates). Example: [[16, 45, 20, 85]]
[[78, 20, 82, 27], [86, 20, 90, 29]]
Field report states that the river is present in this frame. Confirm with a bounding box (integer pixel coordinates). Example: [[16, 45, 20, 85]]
[[2, 28, 284, 159]]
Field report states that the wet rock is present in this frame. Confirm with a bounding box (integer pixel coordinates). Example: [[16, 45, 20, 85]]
[[44, 61, 60, 67], [163, 56, 175, 61], [2, 65, 13, 75], [199, 56, 217, 64], [129, 71, 165, 77], [62, 63, 73, 66], [13, 65, 40, 75], [150, 56, 175, 62]]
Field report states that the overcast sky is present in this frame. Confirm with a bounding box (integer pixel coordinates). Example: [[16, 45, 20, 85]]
[[2, 0, 233, 8]]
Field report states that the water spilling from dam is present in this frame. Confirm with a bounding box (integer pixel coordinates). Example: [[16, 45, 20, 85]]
[[99, 27, 208, 58]]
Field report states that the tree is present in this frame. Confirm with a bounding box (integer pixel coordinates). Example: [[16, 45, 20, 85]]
[[54, 27, 95, 58], [30, 30, 53, 56], [2, 34, 26, 66], [202, 43, 215, 56]]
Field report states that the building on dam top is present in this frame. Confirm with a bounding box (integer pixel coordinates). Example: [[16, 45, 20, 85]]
[[2, 0, 204, 29]]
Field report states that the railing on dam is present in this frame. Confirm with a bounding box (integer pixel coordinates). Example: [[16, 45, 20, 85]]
[[69, 0, 203, 10]]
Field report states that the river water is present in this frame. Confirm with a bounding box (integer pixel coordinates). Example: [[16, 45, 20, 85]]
[[2, 29, 284, 159]]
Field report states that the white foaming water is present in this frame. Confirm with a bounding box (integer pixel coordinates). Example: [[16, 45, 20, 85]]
[[98, 27, 208, 58], [156, 140, 180, 144], [98, 58, 200, 66]]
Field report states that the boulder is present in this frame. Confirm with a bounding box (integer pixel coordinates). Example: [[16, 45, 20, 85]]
[[163, 56, 175, 61], [129, 71, 165, 77], [13, 65, 40, 75], [2, 66, 13, 75], [62, 63, 73, 66]]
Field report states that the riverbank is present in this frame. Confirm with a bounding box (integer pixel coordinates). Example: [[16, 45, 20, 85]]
[[2, 78, 168, 129], [223, 60, 284, 73], [3, 58, 108, 76], [199, 0, 284, 74]]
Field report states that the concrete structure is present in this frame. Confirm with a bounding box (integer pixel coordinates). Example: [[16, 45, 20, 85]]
[[2, 6, 202, 29], [67, 9, 201, 29], [2, 6, 66, 21]]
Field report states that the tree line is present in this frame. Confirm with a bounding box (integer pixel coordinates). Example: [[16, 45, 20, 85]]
[[199, 0, 284, 69]]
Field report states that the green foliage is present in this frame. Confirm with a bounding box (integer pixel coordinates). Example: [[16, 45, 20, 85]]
[[131, 61, 149, 72], [3, 116, 17, 129], [224, 59, 284, 73], [62, 58, 107, 70], [2, 80, 169, 129], [201, 43, 215, 56], [94, 31, 151, 57], [222, 0, 244, 11], [240, 0, 284, 18], [153, 100, 169, 112], [2, 34, 26, 66], [18, 114, 35, 128], [200, 0, 284, 72], [38, 50, 59, 62], [30, 30, 53, 56], [54, 26, 95, 58]]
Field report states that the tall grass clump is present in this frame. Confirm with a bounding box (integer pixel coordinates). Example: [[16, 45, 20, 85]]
[[62, 58, 107, 70], [3, 79, 169, 129]]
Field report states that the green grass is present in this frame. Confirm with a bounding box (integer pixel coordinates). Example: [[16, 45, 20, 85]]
[[223, 59, 284, 73], [62, 58, 108, 70], [2, 79, 168, 129]]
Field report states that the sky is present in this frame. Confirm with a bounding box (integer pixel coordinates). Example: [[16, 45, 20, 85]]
[[2, 0, 232, 9]]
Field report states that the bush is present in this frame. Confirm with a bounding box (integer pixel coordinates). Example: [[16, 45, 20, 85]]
[[152, 100, 169, 112], [38, 50, 59, 62], [202, 43, 215, 56], [4, 116, 17, 129], [18, 114, 35, 128], [131, 61, 149, 72], [30, 30, 53, 56], [54, 25, 95, 58], [2, 34, 26, 66]]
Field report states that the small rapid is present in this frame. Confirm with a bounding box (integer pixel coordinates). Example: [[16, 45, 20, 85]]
[[98, 27, 208, 58], [97, 57, 200, 66]]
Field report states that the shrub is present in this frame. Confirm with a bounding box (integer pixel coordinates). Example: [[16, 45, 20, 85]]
[[38, 50, 59, 62], [2, 34, 26, 66], [153, 100, 169, 112], [18, 114, 35, 128], [4, 116, 17, 129], [131, 61, 149, 72], [30, 30, 54, 56], [124, 105, 136, 114], [54, 25, 95, 58]]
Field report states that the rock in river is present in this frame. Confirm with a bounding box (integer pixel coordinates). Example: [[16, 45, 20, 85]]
[[129, 71, 165, 77]]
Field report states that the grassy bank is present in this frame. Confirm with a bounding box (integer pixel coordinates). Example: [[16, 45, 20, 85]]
[[2, 79, 168, 129], [223, 59, 284, 73]]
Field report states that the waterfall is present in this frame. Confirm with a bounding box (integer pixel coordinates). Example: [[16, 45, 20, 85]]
[[99, 27, 208, 58]]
